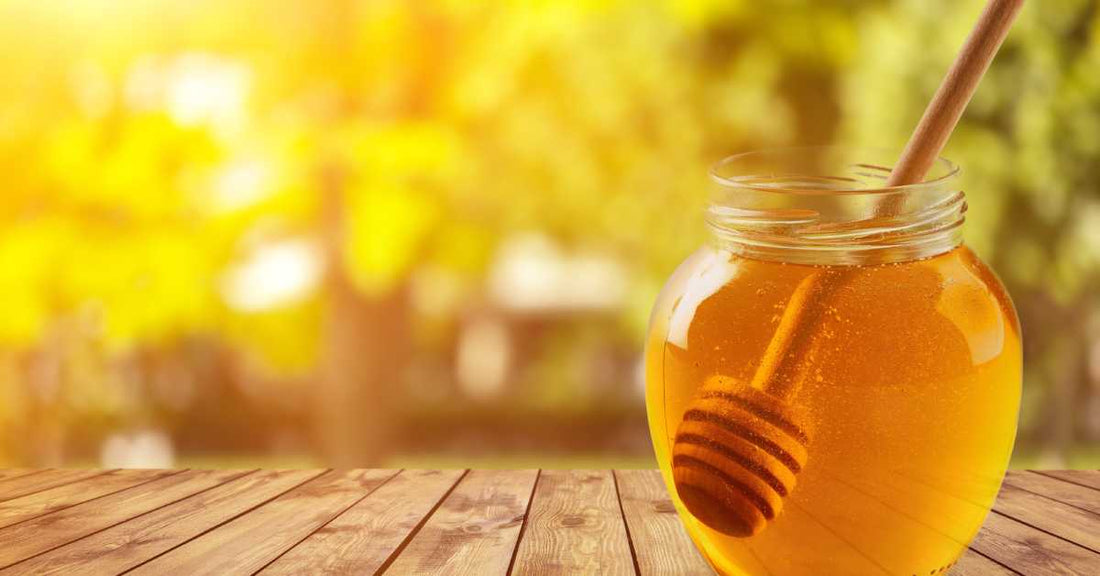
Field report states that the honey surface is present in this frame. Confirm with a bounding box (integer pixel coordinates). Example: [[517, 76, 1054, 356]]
[[646, 246, 1021, 576]]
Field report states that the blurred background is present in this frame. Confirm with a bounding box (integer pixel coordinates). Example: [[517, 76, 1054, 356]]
[[0, 0, 1097, 470]]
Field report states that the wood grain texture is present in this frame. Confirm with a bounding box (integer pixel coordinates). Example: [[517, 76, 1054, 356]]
[[614, 469, 711, 576], [0, 468, 1095, 575], [970, 511, 1100, 575], [0, 469, 242, 569], [511, 470, 635, 576], [0, 469, 37, 482], [991, 482, 1100, 552], [1005, 470, 1100, 515], [383, 469, 538, 576], [949, 550, 1015, 576], [1036, 469, 1100, 491], [0, 469, 106, 502], [0, 469, 322, 576], [260, 469, 466, 575], [125, 469, 397, 576], [0, 468, 174, 530]]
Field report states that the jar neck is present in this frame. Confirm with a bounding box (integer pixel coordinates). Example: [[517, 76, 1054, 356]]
[[706, 148, 966, 266]]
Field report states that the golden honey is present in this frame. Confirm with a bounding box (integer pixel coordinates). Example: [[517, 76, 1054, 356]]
[[646, 148, 1021, 576]]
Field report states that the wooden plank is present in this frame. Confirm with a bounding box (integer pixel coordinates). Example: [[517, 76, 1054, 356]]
[[0, 469, 175, 529], [125, 469, 397, 576], [261, 469, 466, 575], [0, 470, 40, 483], [511, 469, 635, 576], [0, 468, 1091, 575], [0, 469, 106, 502], [0, 469, 246, 570], [1005, 470, 1100, 515], [0, 469, 322, 576], [949, 550, 1015, 576], [382, 469, 538, 576], [991, 482, 1100, 552], [614, 470, 711, 576], [1035, 469, 1100, 492], [970, 511, 1100, 575]]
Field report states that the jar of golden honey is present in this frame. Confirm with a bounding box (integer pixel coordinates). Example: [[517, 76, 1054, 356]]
[[645, 147, 1021, 576]]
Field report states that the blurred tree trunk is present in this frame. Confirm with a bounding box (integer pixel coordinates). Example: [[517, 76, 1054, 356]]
[[1043, 340, 1075, 466], [317, 169, 409, 467]]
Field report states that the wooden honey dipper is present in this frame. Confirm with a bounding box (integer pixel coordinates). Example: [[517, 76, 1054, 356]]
[[671, 0, 1025, 538]]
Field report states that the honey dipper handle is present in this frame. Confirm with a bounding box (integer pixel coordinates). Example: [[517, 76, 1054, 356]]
[[752, 0, 1024, 401], [885, 0, 1025, 187], [750, 270, 843, 399]]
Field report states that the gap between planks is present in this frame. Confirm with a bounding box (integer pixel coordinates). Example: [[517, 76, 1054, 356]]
[[505, 469, 542, 576], [509, 470, 637, 576], [613, 470, 712, 576], [972, 511, 1099, 575], [611, 471, 643, 576], [0, 469, 42, 483], [996, 471, 1100, 553], [969, 470, 1100, 575], [258, 469, 468, 575], [249, 469, 406, 575], [1, 469, 531, 576], [0, 469, 1096, 576], [0, 469, 183, 533], [1005, 471, 1100, 516], [123, 469, 399, 575], [367, 470, 472, 575], [0, 469, 117, 503], [1033, 469, 1100, 492], [0, 470, 255, 572], [0, 469, 326, 576]]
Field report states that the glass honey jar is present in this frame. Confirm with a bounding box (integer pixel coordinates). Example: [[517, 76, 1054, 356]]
[[645, 147, 1021, 576]]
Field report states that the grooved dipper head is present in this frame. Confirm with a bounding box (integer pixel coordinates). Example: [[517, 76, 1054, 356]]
[[672, 376, 809, 537]]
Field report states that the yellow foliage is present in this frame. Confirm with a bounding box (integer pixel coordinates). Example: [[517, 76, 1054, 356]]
[[346, 183, 440, 296], [0, 0, 1093, 391], [0, 222, 62, 345]]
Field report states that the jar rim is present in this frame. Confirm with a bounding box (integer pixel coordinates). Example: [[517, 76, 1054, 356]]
[[705, 146, 967, 265], [709, 145, 961, 196]]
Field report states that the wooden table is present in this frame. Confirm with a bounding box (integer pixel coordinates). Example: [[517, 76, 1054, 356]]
[[0, 469, 1095, 575]]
